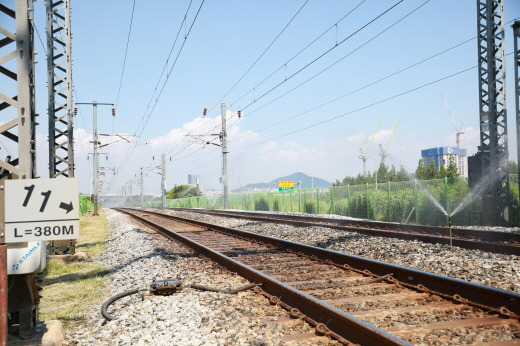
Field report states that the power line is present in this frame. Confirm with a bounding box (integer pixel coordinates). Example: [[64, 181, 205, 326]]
[[133, 0, 194, 138], [193, 0, 408, 143], [202, 0, 426, 142], [160, 0, 317, 163], [230, 36, 473, 143], [237, 66, 477, 152], [109, 0, 206, 191], [115, 0, 136, 108], [229, 0, 367, 108], [240, 0, 405, 112], [226, 13, 520, 141], [209, 0, 311, 112], [181, 64, 479, 178]]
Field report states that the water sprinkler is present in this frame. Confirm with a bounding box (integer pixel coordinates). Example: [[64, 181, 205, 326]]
[[446, 213, 453, 250]]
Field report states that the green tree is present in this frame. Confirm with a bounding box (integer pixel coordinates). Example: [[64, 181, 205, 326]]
[[445, 155, 459, 178], [166, 185, 201, 199]]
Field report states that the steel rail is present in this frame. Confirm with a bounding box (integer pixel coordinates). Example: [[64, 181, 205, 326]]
[[117, 208, 408, 345], [121, 208, 520, 315], [169, 208, 520, 255]]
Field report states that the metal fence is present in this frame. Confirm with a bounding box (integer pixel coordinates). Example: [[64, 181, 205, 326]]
[[150, 176, 520, 227]]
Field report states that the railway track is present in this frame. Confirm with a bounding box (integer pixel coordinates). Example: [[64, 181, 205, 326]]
[[168, 208, 520, 255], [117, 208, 520, 345]]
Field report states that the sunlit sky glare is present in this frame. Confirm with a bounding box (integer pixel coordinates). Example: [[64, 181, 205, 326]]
[[10, 0, 520, 194]]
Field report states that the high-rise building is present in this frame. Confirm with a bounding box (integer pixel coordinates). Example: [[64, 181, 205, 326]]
[[188, 174, 199, 186], [421, 147, 468, 178]]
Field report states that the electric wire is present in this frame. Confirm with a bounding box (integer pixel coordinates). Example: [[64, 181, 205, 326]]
[[208, 0, 311, 113], [198, 0, 426, 146], [108, 0, 137, 174], [240, 0, 405, 112], [133, 0, 194, 139], [113, 0, 204, 186], [229, 0, 367, 108], [189, 64, 479, 173], [158, 0, 318, 164], [162, 0, 404, 166], [226, 13, 520, 142], [113, 13, 518, 193], [230, 35, 472, 143], [115, 0, 136, 108]]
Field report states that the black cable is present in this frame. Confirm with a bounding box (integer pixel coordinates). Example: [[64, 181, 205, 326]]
[[101, 287, 145, 321]]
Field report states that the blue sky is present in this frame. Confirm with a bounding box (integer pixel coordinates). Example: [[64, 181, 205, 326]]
[[22, 0, 520, 194]]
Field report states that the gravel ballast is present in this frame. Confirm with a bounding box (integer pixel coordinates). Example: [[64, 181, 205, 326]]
[[156, 209, 520, 294], [65, 209, 333, 345]]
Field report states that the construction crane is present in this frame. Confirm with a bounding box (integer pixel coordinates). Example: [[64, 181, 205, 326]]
[[359, 119, 382, 175], [441, 94, 465, 149], [379, 120, 401, 165]]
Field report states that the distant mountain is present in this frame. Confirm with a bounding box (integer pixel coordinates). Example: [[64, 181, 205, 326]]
[[232, 172, 331, 193]]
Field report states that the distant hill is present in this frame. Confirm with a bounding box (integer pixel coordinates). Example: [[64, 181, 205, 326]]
[[232, 172, 331, 193]]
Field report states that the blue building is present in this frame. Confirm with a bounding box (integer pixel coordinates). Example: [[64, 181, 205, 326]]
[[421, 147, 468, 178]]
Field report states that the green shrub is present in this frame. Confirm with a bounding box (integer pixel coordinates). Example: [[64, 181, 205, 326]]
[[333, 199, 349, 216], [273, 200, 280, 211], [79, 196, 94, 216], [255, 197, 269, 211], [304, 201, 316, 214]]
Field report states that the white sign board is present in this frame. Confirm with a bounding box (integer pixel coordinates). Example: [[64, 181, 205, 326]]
[[4, 178, 80, 243]]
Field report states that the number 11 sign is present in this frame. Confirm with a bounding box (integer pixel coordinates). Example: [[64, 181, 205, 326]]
[[2, 178, 80, 243]]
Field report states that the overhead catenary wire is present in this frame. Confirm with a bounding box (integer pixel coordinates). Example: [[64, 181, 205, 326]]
[[208, 0, 311, 114], [225, 14, 520, 142], [230, 35, 473, 143], [108, 0, 137, 169], [110, 0, 205, 191], [239, 0, 405, 112], [189, 0, 408, 143], [229, 0, 367, 108], [115, 0, 137, 108], [177, 63, 482, 176], [113, 1, 425, 192], [159, 0, 318, 163], [109, 9, 518, 194]]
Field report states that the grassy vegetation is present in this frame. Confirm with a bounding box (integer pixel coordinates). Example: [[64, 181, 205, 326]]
[[39, 210, 109, 329]]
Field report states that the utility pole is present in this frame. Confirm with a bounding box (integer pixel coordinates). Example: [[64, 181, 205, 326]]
[[1, 0, 39, 339], [221, 103, 229, 209], [140, 167, 144, 208], [47, 0, 74, 179], [76, 102, 114, 216], [196, 177, 201, 208], [513, 21, 520, 202], [473, 0, 509, 225], [161, 153, 166, 208]]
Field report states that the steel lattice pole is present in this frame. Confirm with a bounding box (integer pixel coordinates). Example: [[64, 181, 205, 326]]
[[513, 21, 520, 207], [477, 0, 509, 225], [0, 0, 38, 339], [47, 0, 74, 178]]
